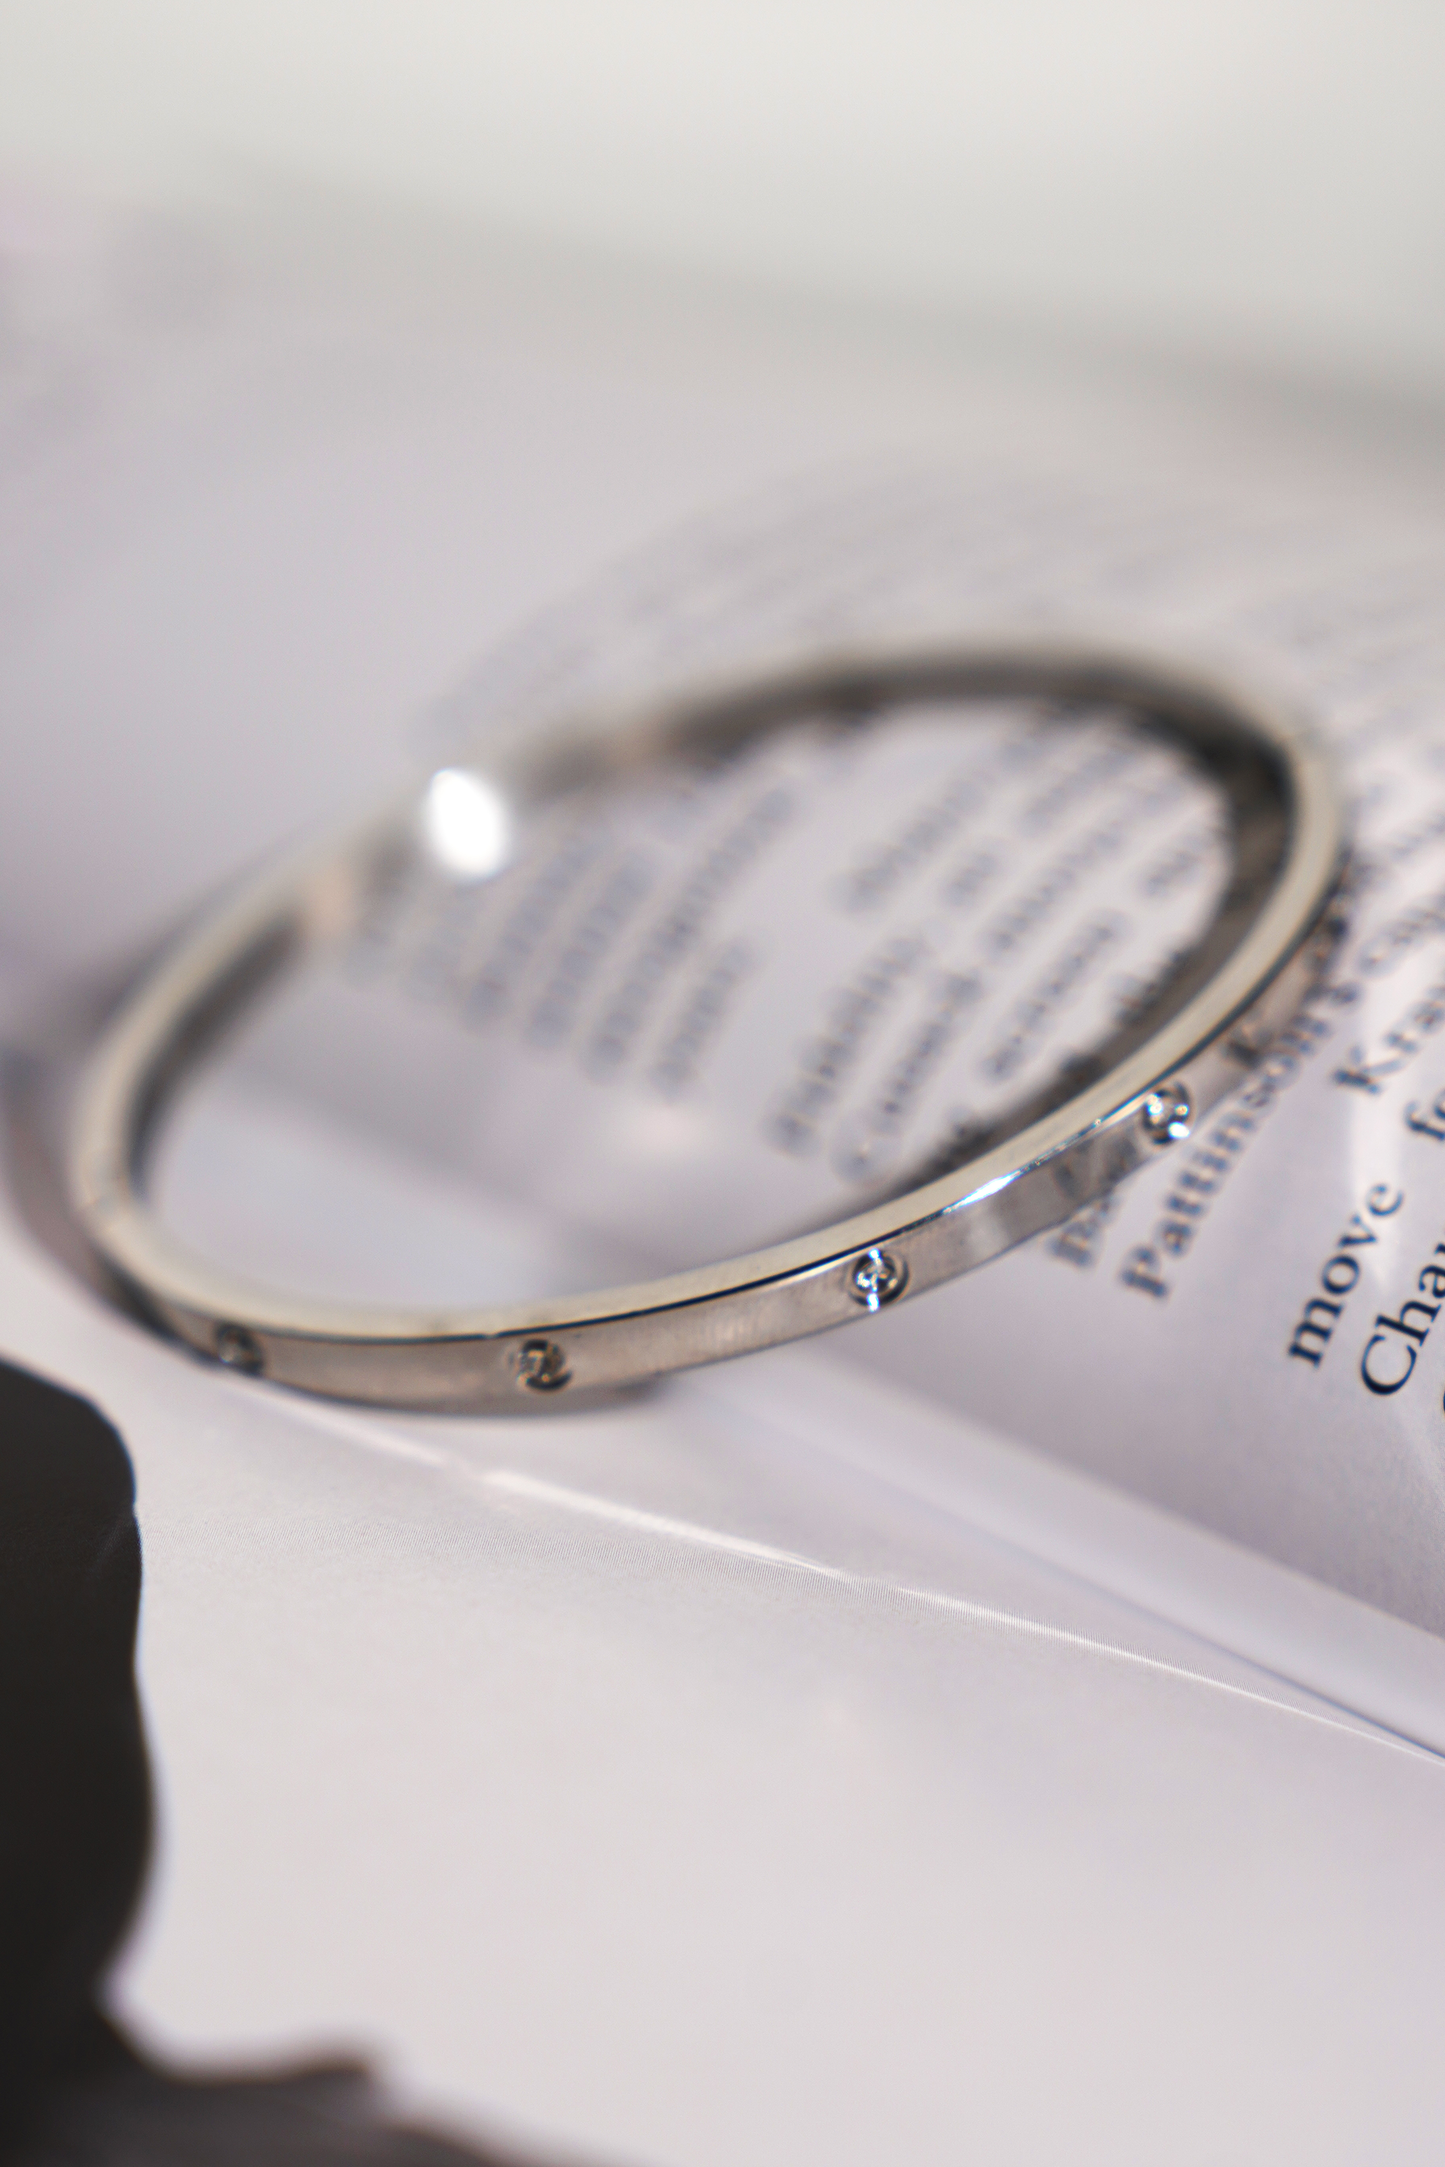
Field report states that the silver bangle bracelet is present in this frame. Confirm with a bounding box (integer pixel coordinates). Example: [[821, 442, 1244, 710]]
[[68, 642, 1348, 1412]]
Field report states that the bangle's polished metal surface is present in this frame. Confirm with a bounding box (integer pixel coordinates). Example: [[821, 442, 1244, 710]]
[[69, 643, 1349, 1411]]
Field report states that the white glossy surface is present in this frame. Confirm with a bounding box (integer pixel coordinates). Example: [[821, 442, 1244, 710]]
[[6, 1145, 1445, 2164]]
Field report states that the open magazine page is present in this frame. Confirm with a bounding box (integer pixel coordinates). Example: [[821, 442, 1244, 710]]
[[10, 197, 1445, 2161], [170, 461, 1445, 1636]]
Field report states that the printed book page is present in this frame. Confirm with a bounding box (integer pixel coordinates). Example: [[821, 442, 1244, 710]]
[[165, 459, 1445, 1640], [10, 194, 1445, 1640], [11, 190, 1445, 2164]]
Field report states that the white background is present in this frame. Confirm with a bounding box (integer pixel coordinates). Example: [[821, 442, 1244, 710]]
[[5, 0, 1445, 384]]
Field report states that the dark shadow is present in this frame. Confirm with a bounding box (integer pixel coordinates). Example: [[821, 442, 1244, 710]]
[[0, 1358, 601, 2164], [0, 1360, 148, 2134], [13, 2014, 524, 2164]]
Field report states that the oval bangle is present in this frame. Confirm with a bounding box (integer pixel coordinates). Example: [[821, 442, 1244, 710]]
[[68, 641, 1349, 1411]]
